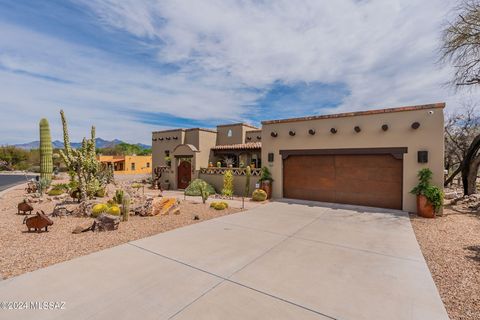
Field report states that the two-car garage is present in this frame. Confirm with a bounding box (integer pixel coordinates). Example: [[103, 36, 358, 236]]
[[281, 149, 405, 210]]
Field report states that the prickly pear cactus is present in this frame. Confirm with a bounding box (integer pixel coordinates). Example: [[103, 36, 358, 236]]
[[39, 118, 53, 184]]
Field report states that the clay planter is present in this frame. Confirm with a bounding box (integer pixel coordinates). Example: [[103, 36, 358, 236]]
[[417, 195, 435, 218], [260, 180, 272, 199]]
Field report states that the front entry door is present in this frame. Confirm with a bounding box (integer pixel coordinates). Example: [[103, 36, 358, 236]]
[[177, 160, 192, 189]]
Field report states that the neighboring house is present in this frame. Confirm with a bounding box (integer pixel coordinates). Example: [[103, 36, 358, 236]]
[[152, 103, 445, 213], [98, 155, 152, 175]]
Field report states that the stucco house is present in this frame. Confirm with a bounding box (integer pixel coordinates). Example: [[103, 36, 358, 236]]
[[152, 102, 445, 213], [98, 155, 152, 175]]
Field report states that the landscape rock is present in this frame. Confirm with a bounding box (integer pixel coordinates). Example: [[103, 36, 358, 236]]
[[93, 214, 120, 232]]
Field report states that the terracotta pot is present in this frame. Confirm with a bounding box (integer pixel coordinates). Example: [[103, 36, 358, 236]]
[[417, 195, 435, 218], [260, 180, 272, 199]]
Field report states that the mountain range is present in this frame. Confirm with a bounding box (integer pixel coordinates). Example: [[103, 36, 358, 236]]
[[13, 138, 151, 150]]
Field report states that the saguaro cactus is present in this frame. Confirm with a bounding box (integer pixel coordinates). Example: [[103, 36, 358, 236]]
[[39, 118, 53, 184]]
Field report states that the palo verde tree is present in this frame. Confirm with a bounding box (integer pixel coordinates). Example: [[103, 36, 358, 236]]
[[441, 1, 480, 194]]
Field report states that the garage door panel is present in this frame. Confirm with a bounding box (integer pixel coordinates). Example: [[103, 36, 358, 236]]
[[283, 154, 402, 210]]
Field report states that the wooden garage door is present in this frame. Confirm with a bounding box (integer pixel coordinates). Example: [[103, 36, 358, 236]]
[[283, 154, 403, 209]]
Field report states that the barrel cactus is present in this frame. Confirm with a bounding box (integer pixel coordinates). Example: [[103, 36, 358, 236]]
[[39, 118, 53, 184], [252, 189, 267, 201], [92, 204, 108, 217], [107, 205, 121, 216]]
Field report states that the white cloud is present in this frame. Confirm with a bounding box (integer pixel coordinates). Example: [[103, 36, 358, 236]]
[[1, 0, 477, 144]]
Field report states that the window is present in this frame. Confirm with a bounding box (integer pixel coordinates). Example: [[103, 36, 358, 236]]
[[146, 162, 150, 168], [227, 129, 233, 137], [165, 150, 170, 156], [131, 163, 136, 171]]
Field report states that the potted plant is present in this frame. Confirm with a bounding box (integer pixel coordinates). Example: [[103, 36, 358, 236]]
[[216, 161, 222, 168], [410, 168, 444, 218], [259, 166, 273, 199]]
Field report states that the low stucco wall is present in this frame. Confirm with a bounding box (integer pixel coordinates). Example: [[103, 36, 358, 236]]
[[261, 104, 445, 213], [198, 172, 260, 196]]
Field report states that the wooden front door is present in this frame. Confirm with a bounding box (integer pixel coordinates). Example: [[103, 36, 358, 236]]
[[177, 160, 192, 189], [283, 154, 403, 210]]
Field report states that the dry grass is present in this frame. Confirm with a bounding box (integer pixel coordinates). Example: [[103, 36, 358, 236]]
[[411, 207, 480, 320], [0, 184, 241, 279]]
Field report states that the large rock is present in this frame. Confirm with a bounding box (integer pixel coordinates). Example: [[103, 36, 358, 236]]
[[151, 197, 178, 216], [93, 214, 120, 232]]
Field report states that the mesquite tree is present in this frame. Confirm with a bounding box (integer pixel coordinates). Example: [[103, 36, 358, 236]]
[[59, 110, 101, 202], [442, 1, 480, 194]]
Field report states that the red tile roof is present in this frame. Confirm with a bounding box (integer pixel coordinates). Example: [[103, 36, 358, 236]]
[[212, 142, 262, 150]]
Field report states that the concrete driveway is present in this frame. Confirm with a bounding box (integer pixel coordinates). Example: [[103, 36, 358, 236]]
[[0, 201, 448, 320]]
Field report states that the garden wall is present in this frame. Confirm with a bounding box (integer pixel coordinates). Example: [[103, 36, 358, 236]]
[[198, 172, 260, 196]]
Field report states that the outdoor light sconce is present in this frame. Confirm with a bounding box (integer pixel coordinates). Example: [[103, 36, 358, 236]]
[[268, 153, 274, 162], [330, 128, 337, 134], [308, 129, 316, 135], [246, 137, 252, 141], [271, 131, 278, 137], [257, 136, 261, 140], [289, 130, 296, 136], [418, 150, 428, 163], [382, 124, 389, 131], [411, 122, 420, 130], [354, 126, 361, 133]]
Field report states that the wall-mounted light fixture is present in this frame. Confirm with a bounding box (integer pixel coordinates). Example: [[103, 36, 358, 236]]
[[268, 153, 274, 162], [411, 122, 420, 129], [418, 150, 428, 163], [381, 124, 389, 131], [354, 126, 361, 133]]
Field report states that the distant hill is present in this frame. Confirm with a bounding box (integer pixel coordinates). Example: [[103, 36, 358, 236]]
[[13, 138, 151, 150]]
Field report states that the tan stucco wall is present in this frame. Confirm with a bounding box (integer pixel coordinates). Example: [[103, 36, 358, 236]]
[[216, 124, 258, 145], [261, 106, 445, 213], [245, 130, 262, 143], [198, 173, 260, 196], [152, 129, 185, 168], [197, 130, 217, 169]]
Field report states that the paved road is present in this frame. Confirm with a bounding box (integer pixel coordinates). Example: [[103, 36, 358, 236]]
[[0, 174, 35, 192], [0, 201, 448, 319]]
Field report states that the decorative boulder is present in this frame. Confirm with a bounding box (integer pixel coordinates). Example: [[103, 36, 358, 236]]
[[151, 197, 178, 216], [93, 214, 120, 232], [252, 189, 268, 202]]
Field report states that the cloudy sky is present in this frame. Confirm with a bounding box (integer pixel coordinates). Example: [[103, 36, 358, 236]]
[[0, 0, 474, 145]]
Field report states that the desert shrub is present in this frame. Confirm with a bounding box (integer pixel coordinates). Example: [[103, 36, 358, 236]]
[[52, 183, 69, 191], [210, 201, 229, 210], [47, 188, 64, 196], [185, 179, 216, 196], [91, 204, 109, 217], [107, 205, 121, 216], [252, 189, 267, 201], [222, 170, 234, 197]]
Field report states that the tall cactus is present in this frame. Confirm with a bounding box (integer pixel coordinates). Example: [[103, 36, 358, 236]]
[[59, 110, 100, 202], [121, 193, 130, 221], [244, 165, 251, 197], [39, 118, 53, 184]]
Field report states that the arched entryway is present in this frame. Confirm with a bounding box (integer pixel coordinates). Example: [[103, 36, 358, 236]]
[[177, 159, 192, 189]]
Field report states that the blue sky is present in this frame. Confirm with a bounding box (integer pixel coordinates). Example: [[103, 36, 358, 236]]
[[0, 0, 470, 144]]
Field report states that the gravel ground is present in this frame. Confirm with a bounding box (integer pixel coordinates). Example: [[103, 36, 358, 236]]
[[411, 207, 480, 320], [0, 184, 241, 279]]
